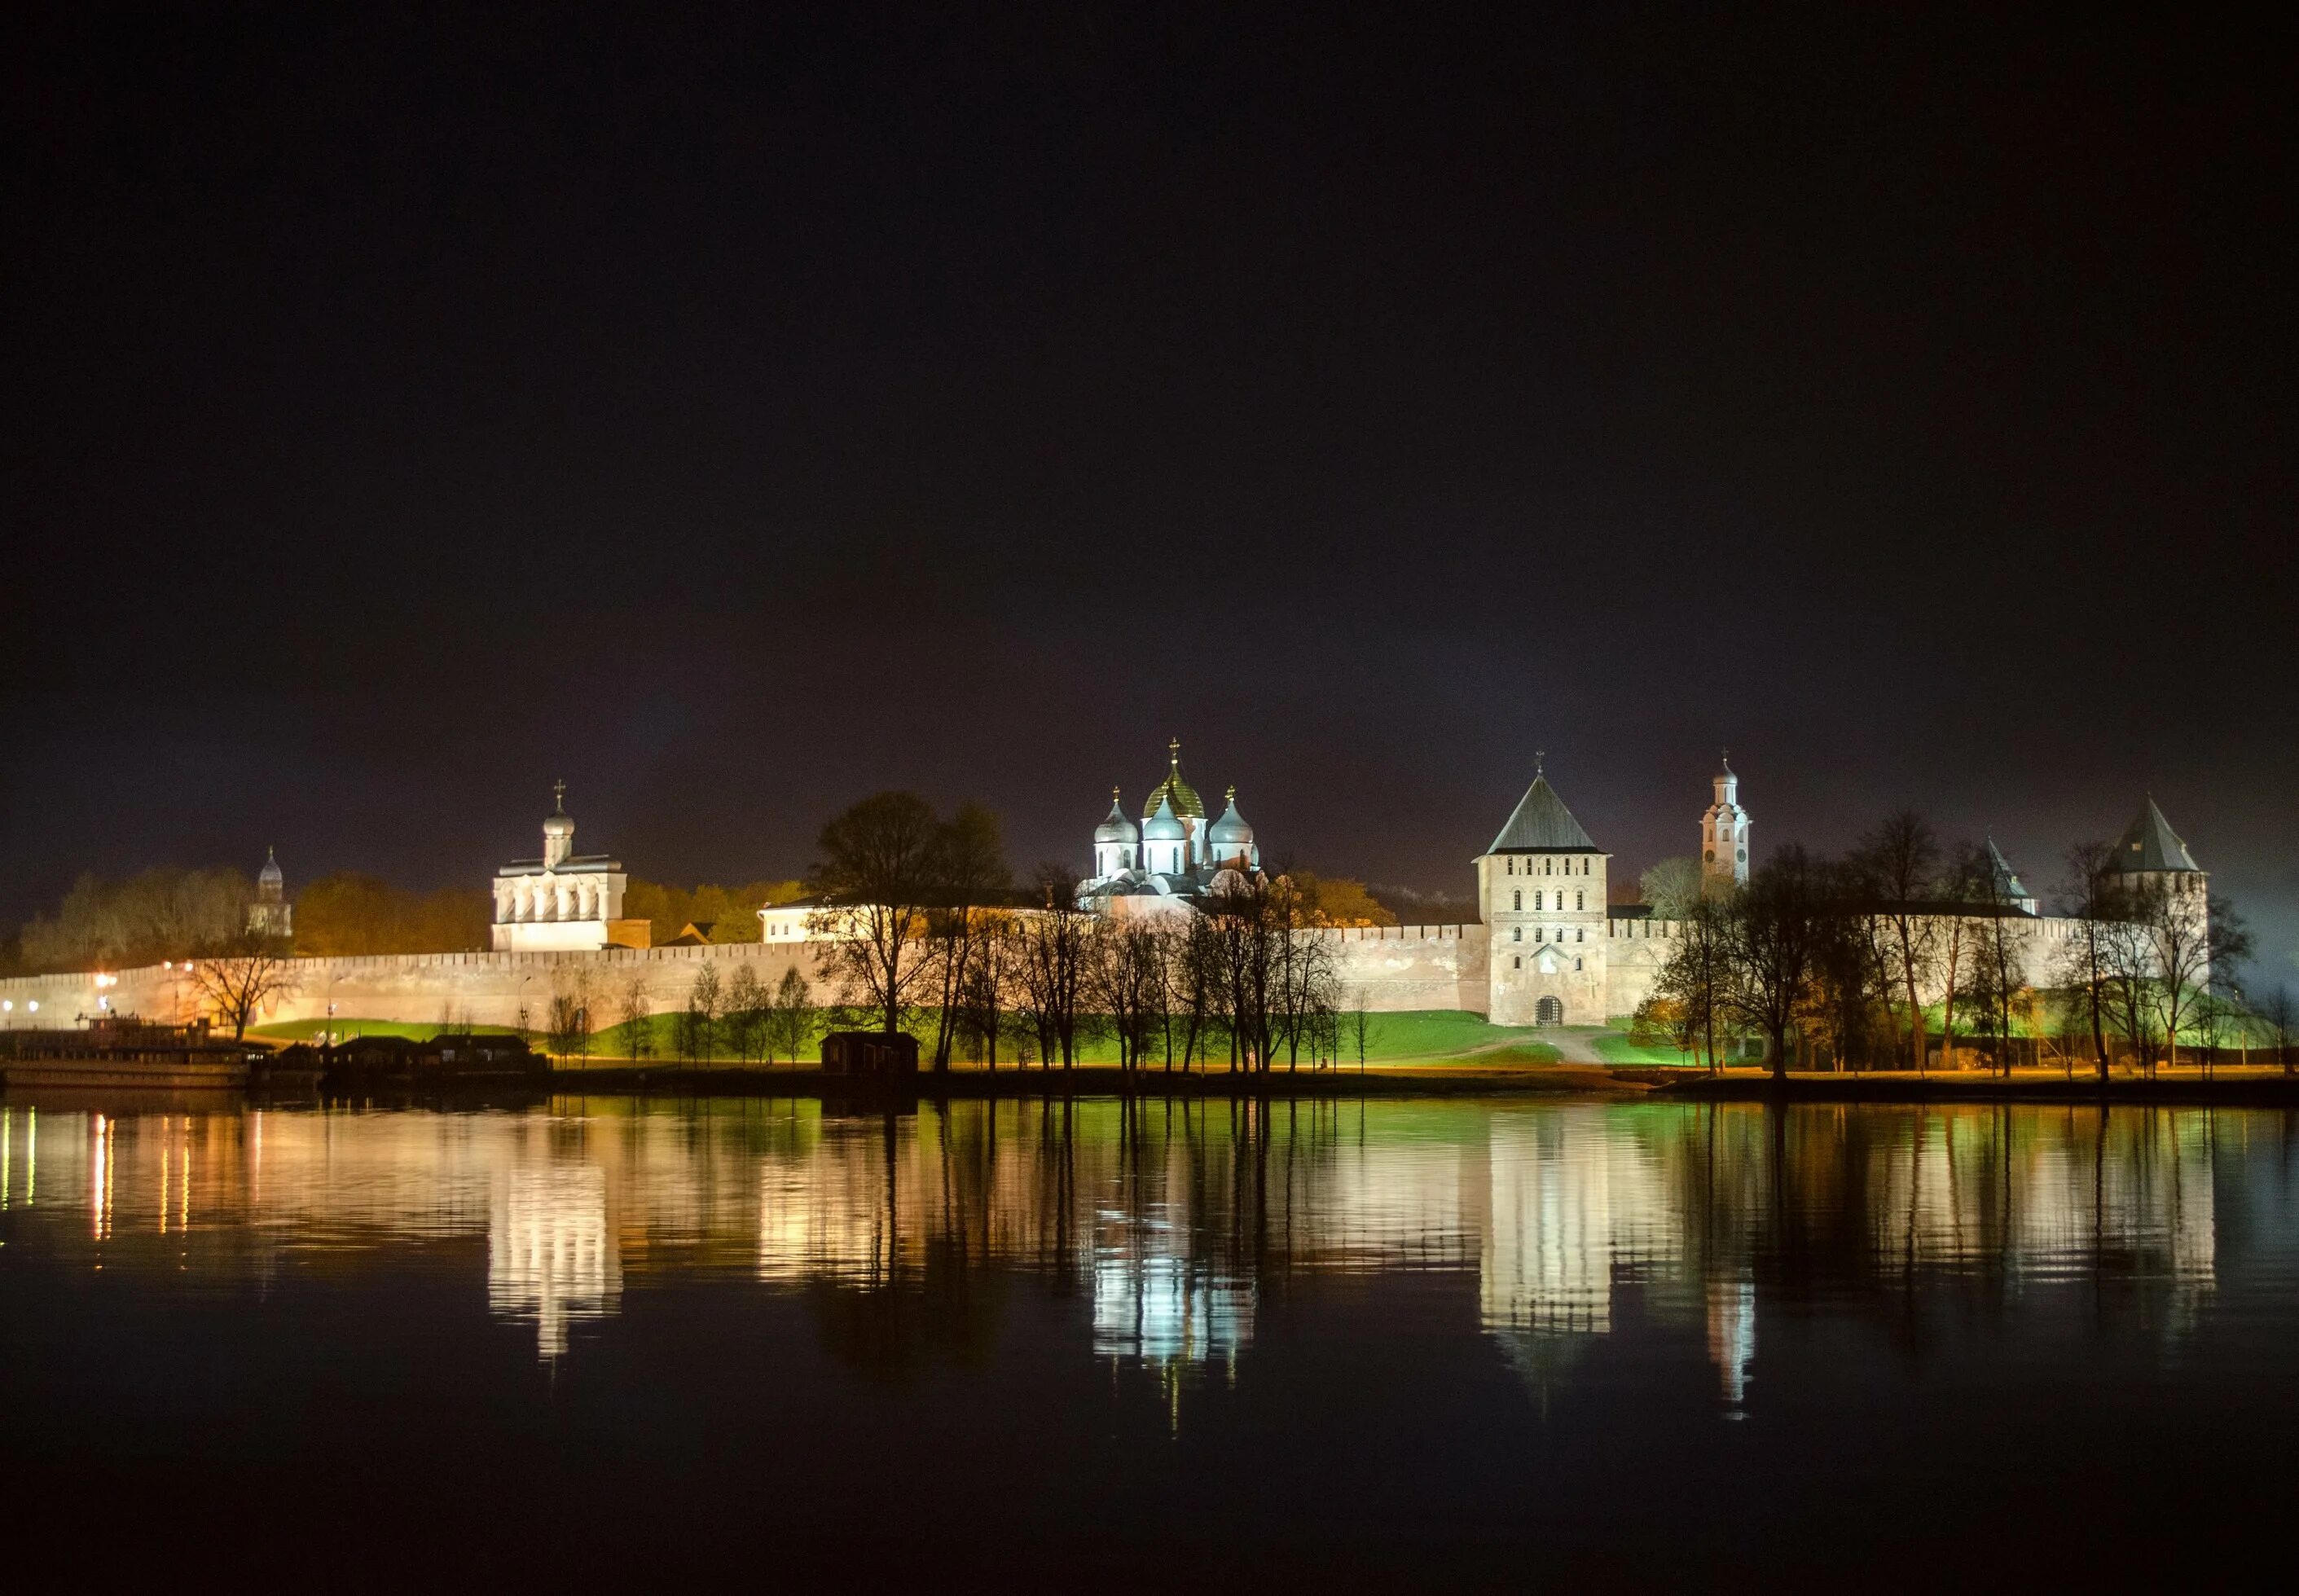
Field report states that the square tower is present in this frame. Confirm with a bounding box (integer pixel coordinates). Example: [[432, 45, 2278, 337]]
[[1475, 763, 1609, 1026]]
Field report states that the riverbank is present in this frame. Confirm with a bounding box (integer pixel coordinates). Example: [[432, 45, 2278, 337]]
[[1657, 1066, 2299, 1107], [543, 1059, 1647, 1098]]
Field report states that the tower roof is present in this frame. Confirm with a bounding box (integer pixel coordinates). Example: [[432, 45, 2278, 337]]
[[1143, 792, 1188, 842], [1142, 738, 1206, 821], [1095, 789, 1141, 845], [1487, 772, 1599, 854], [258, 846, 284, 887], [2116, 796, 2199, 872], [1208, 786, 1254, 846], [1984, 836, 2031, 904]]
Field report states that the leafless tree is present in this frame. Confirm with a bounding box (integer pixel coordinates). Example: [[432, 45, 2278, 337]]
[[1638, 855, 1704, 921], [766, 965, 815, 1064], [925, 802, 1010, 1071], [2188, 900, 2253, 1079], [618, 974, 655, 1062], [2265, 985, 2296, 1075], [546, 967, 594, 1059], [811, 792, 946, 1036], [1012, 867, 1091, 1067], [1084, 920, 1163, 1073], [2048, 842, 2125, 1081], [1645, 894, 1733, 1069], [1721, 846, 1831, 1080], [1349, 988, 1372, 1072], [1847, 811, 1942, 1070], [723, 963, 767, 1064], [183, 931, 297, 1040]]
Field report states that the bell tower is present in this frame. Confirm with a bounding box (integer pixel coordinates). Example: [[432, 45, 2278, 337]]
[[1701, 753, 1750, 896]]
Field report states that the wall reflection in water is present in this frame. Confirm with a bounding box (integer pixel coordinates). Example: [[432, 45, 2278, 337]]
[[0, 1097, 2273, 1396]]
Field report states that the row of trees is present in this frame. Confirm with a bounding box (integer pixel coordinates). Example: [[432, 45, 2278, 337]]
[[16, 868, 254, 972], [809, 792, 1356, 1072], [1637, 812, 2261, 1080], [540, 963, 818, 1064]]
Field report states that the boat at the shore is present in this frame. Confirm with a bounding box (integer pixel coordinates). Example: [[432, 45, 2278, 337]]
[[1, 1016, 260, 1090]]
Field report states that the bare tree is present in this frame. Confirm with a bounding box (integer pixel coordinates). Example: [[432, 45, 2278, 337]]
[[546, 968, 594, 1060], [1848, 811, 1942, 1070], [1349, 988, 1372, 1072], [1639, 855, 1705, 921], [811, 792, 947, 1036], [925, 802, 1010, 1071], [1084, 919, 1163, 1073], [183, 931, 297, 1040], [2189, 900, 2253, 1079], [618, 974, 655, 1062], [956, 910, 1017, 1069], [2265, 984, 2296, 1075], [1645, 894, 1733, 1070], [723, 963, 767, 1064], [767, 965, 815, 1064], [677, 962, 723, 1063], [1012, 866, 1091, 1068], [2047, 842, 2125, 1081], [1721, 847, 1831, 1081]]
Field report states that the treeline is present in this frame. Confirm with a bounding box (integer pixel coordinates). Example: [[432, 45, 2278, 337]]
[[622, 878, 807, 945], [15, 868, 253, 973], [1637, 813, 2266, 1079]]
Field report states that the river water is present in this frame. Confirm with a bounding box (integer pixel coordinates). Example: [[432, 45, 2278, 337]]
[[3, 1093, 2294, 1586]]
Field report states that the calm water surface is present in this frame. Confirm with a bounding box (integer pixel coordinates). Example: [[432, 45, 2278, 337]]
[[4, 1093, 2296, 1587]]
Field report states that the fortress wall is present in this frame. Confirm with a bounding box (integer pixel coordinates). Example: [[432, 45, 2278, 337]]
[[1325, 924, 1490, 1015], [0, 942, 832, 1035]]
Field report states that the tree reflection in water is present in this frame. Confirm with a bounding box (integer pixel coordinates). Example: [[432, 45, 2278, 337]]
[[0, 1097, 2262, 1393]]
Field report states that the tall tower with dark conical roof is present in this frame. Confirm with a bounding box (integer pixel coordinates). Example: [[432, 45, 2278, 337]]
[[1475, 754, 1609, 1027], [2113, 795, 2207, 925]]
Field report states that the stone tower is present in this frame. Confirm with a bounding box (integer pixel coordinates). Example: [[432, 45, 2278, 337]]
[[247, 846, 292, 939], [1475, 757, 1610, 1027], [2113, 795, 2207, 926], [1700, 754, 1751, 896]]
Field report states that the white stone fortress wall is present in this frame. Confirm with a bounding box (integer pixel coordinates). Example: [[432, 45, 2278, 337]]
[[1, 926, 1498, 1036]]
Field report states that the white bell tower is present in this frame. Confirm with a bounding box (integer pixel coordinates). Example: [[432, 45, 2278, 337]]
[[1701, 753, 1751, 896]]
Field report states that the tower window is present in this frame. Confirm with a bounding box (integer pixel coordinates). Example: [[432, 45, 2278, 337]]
[[1512, 927, 1521, 942], [1535, 890, 1544, 910], [1536, 927, 1545, 943], [1512, 890, 1521, 911], [1576, 928, 1584, 943], [1513, 956, 1521, 969], [1575, 890, 1584, 910], [1575, 956, 1584, 971]]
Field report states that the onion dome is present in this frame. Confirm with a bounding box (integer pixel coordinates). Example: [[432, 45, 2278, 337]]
[[257, 846, 284, 890], [1207, 786, 1254, 848], [1142, 737, 1206, 821], [543, 779, 575, 837], [1095, 788, 1141, 845], [1142, 792, 1188, 842]]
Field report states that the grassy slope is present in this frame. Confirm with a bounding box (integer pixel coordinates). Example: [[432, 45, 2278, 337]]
[[272, 1008, 1570, 1066]]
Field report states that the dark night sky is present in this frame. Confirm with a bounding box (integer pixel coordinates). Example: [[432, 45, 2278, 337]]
[[3, 5, 2294, 971]]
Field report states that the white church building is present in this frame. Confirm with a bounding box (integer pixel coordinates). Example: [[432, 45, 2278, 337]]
[[1077, 740, 1266, 913], [490, 783, 643, 952]]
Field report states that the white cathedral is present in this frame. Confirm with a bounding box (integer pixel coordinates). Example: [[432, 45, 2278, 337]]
[[1077, 740, 1266, 913]]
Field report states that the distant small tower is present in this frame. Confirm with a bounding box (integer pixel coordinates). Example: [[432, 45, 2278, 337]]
[[248, 846, 293, 939], [2113, 795, 2207, 924], [1701, 753, 1751, 896], [543, 780, 575, 870]]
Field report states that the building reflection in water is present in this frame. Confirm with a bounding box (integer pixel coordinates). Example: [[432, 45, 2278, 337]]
[[490, 1163, 620, 1359], [0, 1095, 2261, 1394]]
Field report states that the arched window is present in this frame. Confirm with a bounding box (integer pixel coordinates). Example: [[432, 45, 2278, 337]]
[[1544, 858, 1553, 876], [1507, 859, 1514, 875], [1513, 956, 1521, 969], [1576, 928, 1585, 943], [1512, 890, 1521, 911], [1574, 956, 1584, 971], [1536, 927, 1545, 943], [1512, 927, 1521, 942], [1535, 890, 1544, 910], [1575, 890, 1584, 910]]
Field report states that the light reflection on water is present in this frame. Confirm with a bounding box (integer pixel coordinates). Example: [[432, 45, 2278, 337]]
[[0, 1095, 2266, 1388]]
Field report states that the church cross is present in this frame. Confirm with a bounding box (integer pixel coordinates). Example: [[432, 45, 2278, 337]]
[[552, 778, 566, 813]]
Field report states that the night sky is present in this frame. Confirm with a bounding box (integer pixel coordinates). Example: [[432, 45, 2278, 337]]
[[4, 7, 2293, 970]]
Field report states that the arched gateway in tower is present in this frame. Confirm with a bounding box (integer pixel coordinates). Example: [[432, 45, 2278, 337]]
[[1475, 757, 1610, 1027]]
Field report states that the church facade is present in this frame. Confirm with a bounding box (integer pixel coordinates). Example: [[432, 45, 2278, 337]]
[[1076, 740, 1265, 915], [490, 784, 644, 952]]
